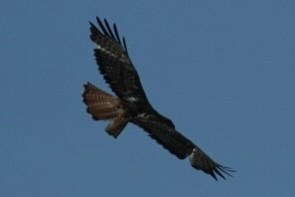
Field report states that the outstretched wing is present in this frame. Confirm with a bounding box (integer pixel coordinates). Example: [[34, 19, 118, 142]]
[[89, 17, 149, 104], [134, 114, 235, 180]]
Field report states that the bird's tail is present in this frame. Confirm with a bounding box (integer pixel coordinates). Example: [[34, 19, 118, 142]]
[[82, 82, 128, 138]]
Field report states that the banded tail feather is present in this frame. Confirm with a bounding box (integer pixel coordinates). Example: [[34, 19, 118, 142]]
[[82, 82, 128, 138]]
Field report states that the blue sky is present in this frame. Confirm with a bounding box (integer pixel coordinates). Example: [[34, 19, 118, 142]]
[[1, 0, 295, 196]]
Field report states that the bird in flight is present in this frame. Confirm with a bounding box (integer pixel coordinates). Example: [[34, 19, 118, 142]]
[[82, 17, 235, 180]]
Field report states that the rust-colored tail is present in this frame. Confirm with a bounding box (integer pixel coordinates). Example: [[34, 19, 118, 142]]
[[82, 82, 128, 138]]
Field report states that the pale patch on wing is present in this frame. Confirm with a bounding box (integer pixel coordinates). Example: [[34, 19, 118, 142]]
[[126, 96, 138, 102], [137, 113, 147, 118], [96, 45, 130, 64], [188, 148, 199, 167]]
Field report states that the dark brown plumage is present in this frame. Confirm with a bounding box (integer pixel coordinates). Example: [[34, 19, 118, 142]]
[[82, 17, 235, 180]]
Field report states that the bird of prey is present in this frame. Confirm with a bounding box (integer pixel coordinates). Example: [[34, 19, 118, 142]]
[[82, 17, 235, 180]]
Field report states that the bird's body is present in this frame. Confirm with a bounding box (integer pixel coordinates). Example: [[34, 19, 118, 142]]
[[82, 17, 235, 180]]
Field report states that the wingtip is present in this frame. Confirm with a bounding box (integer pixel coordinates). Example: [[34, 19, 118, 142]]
[[89, 16, 129, 56], [189, 147, 235, 181], [211, 164, 236, 181]]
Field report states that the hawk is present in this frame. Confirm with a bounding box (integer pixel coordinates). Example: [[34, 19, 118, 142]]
[[82, 17, 235, 180]]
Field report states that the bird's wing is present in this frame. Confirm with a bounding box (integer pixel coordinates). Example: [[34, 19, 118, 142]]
[[89, 17, 149, 104], [134, 113, 235, 180]]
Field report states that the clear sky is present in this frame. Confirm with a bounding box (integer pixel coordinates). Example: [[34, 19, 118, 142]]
[[1, 0, 295, 196]]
